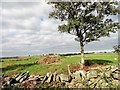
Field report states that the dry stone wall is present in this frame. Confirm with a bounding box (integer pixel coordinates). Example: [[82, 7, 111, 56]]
[[1, 65, 119, 88]]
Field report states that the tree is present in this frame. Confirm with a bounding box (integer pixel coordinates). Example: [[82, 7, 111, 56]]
[[48, 2, 120, 65], [113, 45, 120, 53]]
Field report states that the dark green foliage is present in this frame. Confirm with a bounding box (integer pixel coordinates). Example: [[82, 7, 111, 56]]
[[48, 2, 119, 45], [113, 45, 120, 53]]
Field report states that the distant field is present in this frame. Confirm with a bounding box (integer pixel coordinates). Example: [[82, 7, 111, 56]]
[[0, 53, 118, 76]]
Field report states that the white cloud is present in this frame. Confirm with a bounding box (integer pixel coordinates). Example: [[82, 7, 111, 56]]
[[1, 1, 118, 57]]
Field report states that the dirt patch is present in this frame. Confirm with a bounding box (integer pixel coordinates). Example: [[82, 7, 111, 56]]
[[70, 64, 106, 73], [69, 64, 81, 73], [36, 56, 61, 65]]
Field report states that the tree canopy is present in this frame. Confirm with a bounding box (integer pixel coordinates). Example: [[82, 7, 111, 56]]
[[48, 2, 120, 64], [113, 45, 120, 53]]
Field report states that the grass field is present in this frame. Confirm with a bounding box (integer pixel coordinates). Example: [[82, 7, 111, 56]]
[[0, 52, 118, 76]]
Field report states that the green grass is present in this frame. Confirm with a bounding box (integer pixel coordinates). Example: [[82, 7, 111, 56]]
[[1, 53, 118, 76]]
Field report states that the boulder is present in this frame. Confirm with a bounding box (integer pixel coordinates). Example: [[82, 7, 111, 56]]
[[59, 74, 72, 82], [41, 75, 48, 84], [56, 75, 60, 82], [79, 70, 86, 76], [87, 70, 98, 79], [15, 72, 26, 82], [15, 71, 29, 82], [112, 80, 119, 87], [111, 69, 120, 80], [73, 72, 81, 80], [104, 71, 112, 78], [19, 75, 29, 83], [72, 70, 86, 80], [101, 82, 108, 88], [28, 77, 40, 81], [86, 80, 93, 86], [22, 79, 37, 88], [7, 78, 16, 85], [111, 73, 119, 80], [46, 72, 51, 77], [46, 74, 53, 83], [53, 72, 57, 82], [28, 75, 35, 79]]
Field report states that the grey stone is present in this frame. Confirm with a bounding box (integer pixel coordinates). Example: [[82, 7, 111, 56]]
[[59, 74, 72, 82], [46, 74, 53, 83], [86, 80, 93, 86], [104, 72, 112, 78], [56, 75, 60, 82], [73, 71, 81, 80], [111, 68, 118, 72], [78, 70, 86, 80], [111, 69, 119, 80], [7, 78, 16, 85], [28, 77, 39, 81], [15, 72, 29, 82], [87, 70, 98, 79], [39, 76, 44, 78], [72, 70, 86, 80], [105, 65, 112, 71], [112, 73, 119, 80], [41, 75, 48, 84], [101, 82, 108, 88], [53, 72, 57, 82], [19, 75, 28, 83], [112, 80, 119, 87], [28, 75, 35, 79], [78, 70, 86, 77], [46, 72, 51, 77]]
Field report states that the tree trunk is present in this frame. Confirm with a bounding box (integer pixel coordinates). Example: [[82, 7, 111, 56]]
[[80, 41, 85, 68]]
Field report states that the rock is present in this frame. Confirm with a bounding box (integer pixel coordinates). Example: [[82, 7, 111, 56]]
[[2, 66, 119, 88], [28, 75, 35, 79], [104, 72, 112, 78], [78, 70, 86, 80], [59, 74, 72, 82], [111, 69, 120, 80], [39, 75, 44, 78], [89, 83, 96, 88], [101, 82, 108, 88], [15, 72, 26, 81], [19, 74, 29, 83], [3, 76, 10, 82], [90, 77, 101, 88], [39, 76, 44, 81], [53, 72, 57, 82], [16, 72, 29, 82], [14, 73, 21, 79], [13, 83, 21, 87], [112, 80, 119, 87], [95, 79, 103, 88], [46, 74, 53, 83], [111, 73, 119, 80], [72, 70, 86, 80], [73, 71, 81, 80], [41, 75, 48, 84], [79, 70, 86, 77], [87, 70, 98, 79], [56, 75, 60, 82], [86, 79, 94, 86], [46, 72, 51, 77], [7, 78, 16, 85], [111, 66, 118, 72], [105, 65, 112, 71], [22, 79, 37, 88]]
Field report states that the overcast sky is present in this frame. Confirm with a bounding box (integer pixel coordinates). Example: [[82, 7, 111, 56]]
[[1, 1, 118, 57]]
